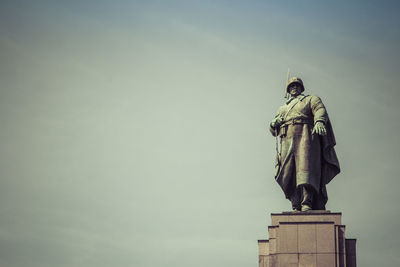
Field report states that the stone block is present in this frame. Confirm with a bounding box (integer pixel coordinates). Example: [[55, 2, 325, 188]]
[[268, 226, 277, 238], [269, 255, 277, 267], [316, 223, 335, 253], [271, 215, 288, 226], [316, 253, 336, 267], [299, 253, 317, 267], [259, 255, 269, 267], [278, 253, 298, 267], [259, 212, 356, 266], [271, 211, 342, 225], [258, 240, 269, 256], [336, 225, 346, 266], [346, 239, 357, 267], [277, 224, 298, 253], [269, 238, 277, 254], [298, 224, 317, 253]]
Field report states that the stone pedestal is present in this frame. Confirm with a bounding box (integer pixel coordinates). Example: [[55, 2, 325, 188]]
[[258, 211, 356, 267]]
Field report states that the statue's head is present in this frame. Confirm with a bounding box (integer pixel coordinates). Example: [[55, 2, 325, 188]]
[[286, 77, 304, 94]]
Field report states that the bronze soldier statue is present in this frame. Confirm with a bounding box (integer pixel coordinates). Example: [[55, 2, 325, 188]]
[[269, 77, 340, 211]]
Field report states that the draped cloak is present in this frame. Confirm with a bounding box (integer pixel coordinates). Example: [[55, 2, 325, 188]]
[[270, 94, 340, 209]]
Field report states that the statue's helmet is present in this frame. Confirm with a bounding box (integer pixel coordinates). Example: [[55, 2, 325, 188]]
[[286, 77, 304, 93]]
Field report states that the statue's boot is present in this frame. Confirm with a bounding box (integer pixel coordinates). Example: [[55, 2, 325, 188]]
[[291, 184, 315, 211], [300, 185, 314, 211], [290, 188, 301, 211]]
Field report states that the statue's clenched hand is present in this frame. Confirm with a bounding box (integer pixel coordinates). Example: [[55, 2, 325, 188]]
[[312, 121, 327, 136], [271, 116, 284, 128]]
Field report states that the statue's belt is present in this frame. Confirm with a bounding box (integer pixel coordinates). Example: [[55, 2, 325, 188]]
[[279, 118, 313, 137], [280, 118, 313, 127]]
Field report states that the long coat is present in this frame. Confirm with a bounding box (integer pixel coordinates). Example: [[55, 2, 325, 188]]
[[270, 94, 340, 208]]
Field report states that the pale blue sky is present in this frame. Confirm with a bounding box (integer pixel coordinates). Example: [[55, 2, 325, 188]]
[[0, 1, 399, 266]]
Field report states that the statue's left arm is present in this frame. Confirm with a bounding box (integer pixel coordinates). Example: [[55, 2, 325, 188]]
[[310, 96, 328, 136]]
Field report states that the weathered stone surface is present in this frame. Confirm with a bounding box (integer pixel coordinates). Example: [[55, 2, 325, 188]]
[[278, 224, 298, 253], [269, 237, 277, 254], [259, 255, 269, 267], [316, 223, 335, 253], [316, 253, 336, 266], [299, 253, 316, 266], [258, 240, 269, 256], [336, 225, 346, 266], [278, 253, 298, 267], [298, 224, 316, 253], [268, 226, 277, 238], [271, 211, 342, 226], [258, 212, 356, 266], [346, 239, 357, 267]]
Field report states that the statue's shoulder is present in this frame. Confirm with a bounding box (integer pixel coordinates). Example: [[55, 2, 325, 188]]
[[291, 94, 313, 103], [305, 94, 324, 103], [308, 94, 322, 99]]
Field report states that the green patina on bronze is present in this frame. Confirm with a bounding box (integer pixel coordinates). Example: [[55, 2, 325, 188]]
[[269, 77, 340, 211]]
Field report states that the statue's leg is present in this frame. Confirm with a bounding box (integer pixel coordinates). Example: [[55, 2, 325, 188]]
[[290, 188, 301, 211], [300, 184, 315, 211], [312, 185, 327, 210], [276, 135, 297, 209]]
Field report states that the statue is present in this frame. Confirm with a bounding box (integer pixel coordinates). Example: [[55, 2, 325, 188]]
[[269, 77, 340, 211]]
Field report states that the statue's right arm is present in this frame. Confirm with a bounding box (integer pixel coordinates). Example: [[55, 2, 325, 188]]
[[269, 108, 284, 136]]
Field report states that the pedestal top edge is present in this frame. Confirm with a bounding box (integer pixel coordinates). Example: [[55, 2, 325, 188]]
[[271, 210, 342, 216]]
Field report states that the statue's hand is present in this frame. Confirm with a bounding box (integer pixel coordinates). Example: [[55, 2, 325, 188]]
[[312, 121, 327, 136], [271, 116, 284, 128]]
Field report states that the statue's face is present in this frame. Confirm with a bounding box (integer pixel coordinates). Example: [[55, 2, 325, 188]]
[[289, 83, 302, 97]]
